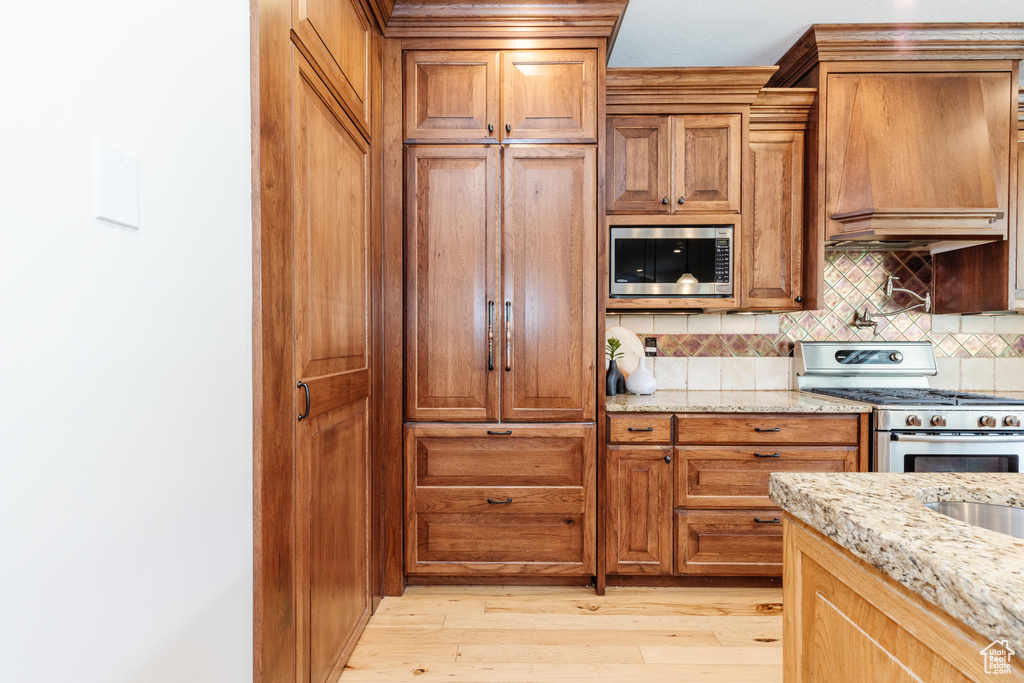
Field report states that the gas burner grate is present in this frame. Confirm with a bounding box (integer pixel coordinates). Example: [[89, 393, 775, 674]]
[[810, 388, 1024, 407]]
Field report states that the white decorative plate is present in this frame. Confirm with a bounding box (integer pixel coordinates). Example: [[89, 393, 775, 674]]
[[605, 326, 646, 376]]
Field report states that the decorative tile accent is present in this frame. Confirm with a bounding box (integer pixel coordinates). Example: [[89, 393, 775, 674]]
[[631, 251, 1024, 359]]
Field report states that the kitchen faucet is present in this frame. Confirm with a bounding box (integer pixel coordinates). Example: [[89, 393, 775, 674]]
[[853, 275, 931, 332]]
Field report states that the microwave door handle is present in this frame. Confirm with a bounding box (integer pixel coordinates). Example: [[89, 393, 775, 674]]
[[891, 434, 1024, 444]]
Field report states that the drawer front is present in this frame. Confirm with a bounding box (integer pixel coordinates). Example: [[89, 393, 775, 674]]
[[675, 509, 783, 576], [409, 512, 588, 574], [675, 413, 859, 445], [608, 414, 673, 444], [674, 446, 857, 507], [406, 424, 593, 487], [413, 486, 584, 514]]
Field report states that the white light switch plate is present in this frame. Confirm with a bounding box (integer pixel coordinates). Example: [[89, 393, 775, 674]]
[[94, 138, 139, 229]]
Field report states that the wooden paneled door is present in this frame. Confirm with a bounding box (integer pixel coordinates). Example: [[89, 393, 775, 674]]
[[405, 146, 500, 421], [745, 130, 804, 309], [501, 51, 598, 143], [501, 145, 596, 422], [672, 114, 742, 212], [606, 446, 673, 575], [403, 51, 499, 142], [291, 49, 371, 683], [606, 116, 670, 212]]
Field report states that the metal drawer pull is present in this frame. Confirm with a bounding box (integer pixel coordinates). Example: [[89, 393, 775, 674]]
[[755, 517, 781, 524], [504, 301, 513, 372], [754, 452, 781, 458], [487, 497, 512, 504], [628, 427, 655, 432], [754, 427, 781, 432], [487, 301, 495, 371], [297, 381, 310, 421], [487, 429, 512, 435]]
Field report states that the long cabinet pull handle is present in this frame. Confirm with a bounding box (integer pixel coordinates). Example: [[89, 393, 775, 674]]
[[754, 517, 781, 524], [754, 452, 781, 458], [754, 427, 781, 432], [487, 301, 495, 371], [505, 301, 512, 372], [487, 429, 512, 435], [488, 497, 512, 504], [297, 381, 310, 421], [628, 427, 655, 432]]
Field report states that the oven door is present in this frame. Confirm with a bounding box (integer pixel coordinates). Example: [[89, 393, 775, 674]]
[[876, 432, 1024, 473]]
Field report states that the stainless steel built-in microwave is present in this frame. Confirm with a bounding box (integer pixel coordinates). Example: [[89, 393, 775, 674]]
[[609, 226, 733, 297]]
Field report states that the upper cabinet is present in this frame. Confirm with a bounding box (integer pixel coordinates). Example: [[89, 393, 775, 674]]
[[404, 49, 597, 143], [607, 114, 740, 213]]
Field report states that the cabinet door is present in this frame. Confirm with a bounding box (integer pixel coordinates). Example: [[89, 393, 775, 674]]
[[406, 146, 500, 422], [501, 50, 597, 142], [745, 130, 804, 309], [606, 446, 673, 575], [607, 116, 671, 213], [292, 0, 372, 134], [403, 51, 499, 142], [675, 510, 783, 576], [502, 146, 596, 422], [672, 114, 741, 212]]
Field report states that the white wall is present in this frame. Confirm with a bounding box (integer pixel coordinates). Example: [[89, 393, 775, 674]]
[[0, 1, 252, 682]]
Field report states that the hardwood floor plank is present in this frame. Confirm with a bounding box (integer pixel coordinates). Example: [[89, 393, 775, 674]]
[[339, 662, 782, 682], [640, 645, 783, 665], [455, 643, 645, 664], [373, 598, 487, 615], [442, 612, 713, 631], [345, 626, 723, 647], [483, 589, 783, 617]]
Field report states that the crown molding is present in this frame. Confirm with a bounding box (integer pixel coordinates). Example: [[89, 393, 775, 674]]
[[606, 66, 778, 106]]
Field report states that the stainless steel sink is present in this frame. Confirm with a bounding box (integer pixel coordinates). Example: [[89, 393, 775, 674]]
[[924, 501, 1024, 540]]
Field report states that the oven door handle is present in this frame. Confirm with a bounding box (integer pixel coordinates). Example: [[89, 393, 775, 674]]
[[891, 434, 1024, 444]]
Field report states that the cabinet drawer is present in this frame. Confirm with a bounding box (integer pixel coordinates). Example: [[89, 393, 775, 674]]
[[675, 413, 859, 445], [608, 414, 672, 444], [406, 424, 592, 487], [675, 509, 783, 576], [674, 446, 857, 508], [412, 486, 583, 515], [408, 512, 588, 574]]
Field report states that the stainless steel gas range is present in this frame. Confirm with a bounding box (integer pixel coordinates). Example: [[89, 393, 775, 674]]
[[794, 341, 1024, 473]]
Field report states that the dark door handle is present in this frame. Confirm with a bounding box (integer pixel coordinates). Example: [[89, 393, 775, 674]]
[[755, 517, 781, 524], [754, 427, 781, 432], [488, 123, 494, 133], [664, 455, 672, 463], [505, 123, 512, 133], [504, 301, 513, 372], [678, 196, 685, 204], [795, 296, 803, 303], [487, 497, 512, 504], [754, 452, 781, 458], [661, 197, 669, 205], [487, 429, 512, 435], [487, 301, 495, 371], [628, 427, 655, 432], [297, 381, 310, 421]]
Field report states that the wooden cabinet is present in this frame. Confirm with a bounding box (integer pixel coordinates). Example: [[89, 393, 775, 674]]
[[607, 414, 673, 444], [606, 114, 740, 213], [403, 49, 597, 143], [675, 509, 784, 576], [405, 424, 596, 575], [674, 413, 860, 446], [605, 446, 673, 575]]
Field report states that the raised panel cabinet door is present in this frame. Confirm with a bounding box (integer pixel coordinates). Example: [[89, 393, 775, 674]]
[[746, 130, 804, 309], [501, 50, 598, 143], [672, 114, 742, 213], [291, 50, 371, 683], [501, 146, 596, 422], [406, 146, 500, 422], [607, 116, 671, 213], [606, 446, 673, 575], [403, 51, 499, 142], [292, 0, 372, 134]]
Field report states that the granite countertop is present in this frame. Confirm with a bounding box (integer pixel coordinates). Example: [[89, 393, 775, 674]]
[[605, 390, 873, 414], [769, 472, 1024, 653]]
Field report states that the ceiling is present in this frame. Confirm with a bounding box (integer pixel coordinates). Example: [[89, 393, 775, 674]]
[[609, 0, 1024, 83]]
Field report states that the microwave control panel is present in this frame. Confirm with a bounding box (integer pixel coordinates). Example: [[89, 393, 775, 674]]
[[714, 239, 730, 283]]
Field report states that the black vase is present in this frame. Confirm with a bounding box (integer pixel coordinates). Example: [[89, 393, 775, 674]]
[[606, 359, 626, 396]]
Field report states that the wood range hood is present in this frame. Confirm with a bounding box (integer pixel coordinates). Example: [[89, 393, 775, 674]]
[[826, 71, 1008, 251]]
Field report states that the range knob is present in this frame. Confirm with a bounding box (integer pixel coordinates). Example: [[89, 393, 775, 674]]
[[930, 415, 946, 427], [1004, 416, 1021, 427], [979, 416, 997, 428], [890, 352, 904, 362], [906, 415, 922, 427]]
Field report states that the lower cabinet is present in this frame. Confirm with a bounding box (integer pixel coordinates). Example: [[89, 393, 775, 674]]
[[605, 446, 673, 575], [675, 509, 783, 575], [405, 423, 595, 576]]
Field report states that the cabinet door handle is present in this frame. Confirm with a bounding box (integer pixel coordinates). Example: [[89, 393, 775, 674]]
[[504, 301, 513, 372], [505, 123, 512, 133], [487, 300, 495, 371], [795, 296, 803, 304], [678, 196, 685, 204], [488, 123, 494, 133], [487, 497, 512, 504], [754, 452, 781, 458], [661, 197, 669, 205], [755, 517, 781, 524], [664, 455, 672, 464], [754, 427, 781, 432], [487, 429, 512, 435], [628, 427, 655, 432], [297, 381, 310, 421]]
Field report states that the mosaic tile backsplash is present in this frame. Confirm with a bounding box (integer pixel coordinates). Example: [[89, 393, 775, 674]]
[[636, 251, 1024, 359]]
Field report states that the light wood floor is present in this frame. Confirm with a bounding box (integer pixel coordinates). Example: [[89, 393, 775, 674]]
[[338, 585, 783, 682]]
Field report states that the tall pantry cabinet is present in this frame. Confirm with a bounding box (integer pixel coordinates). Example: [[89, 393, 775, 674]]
[[401, 47, 600, 578]]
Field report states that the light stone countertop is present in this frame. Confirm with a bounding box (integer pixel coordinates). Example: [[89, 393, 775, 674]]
[[605, 390, 872, 413], [769, 472, 1024, 654]]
